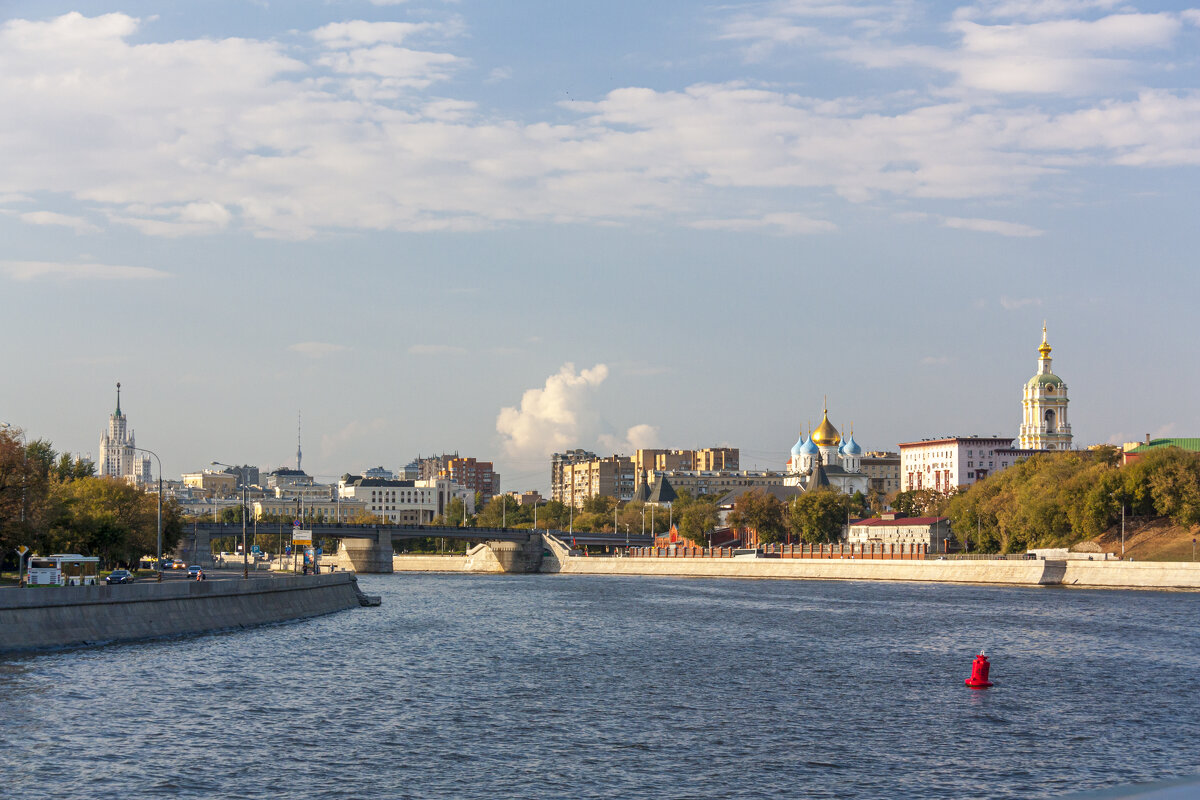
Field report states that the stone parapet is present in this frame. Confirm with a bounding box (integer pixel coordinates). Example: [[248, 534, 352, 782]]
[[0, 573, 363, 654]]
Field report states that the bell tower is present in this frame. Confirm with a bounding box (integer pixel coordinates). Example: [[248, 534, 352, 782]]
[[1019, 324, 1072, 450]]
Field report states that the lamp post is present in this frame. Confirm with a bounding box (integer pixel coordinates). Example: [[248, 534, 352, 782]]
[[212, 461, 249, 578], [131, 446, 163, 582]]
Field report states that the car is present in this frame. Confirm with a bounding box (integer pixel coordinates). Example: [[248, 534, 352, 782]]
[[171, 560, 186, 570], [105, 570, 134, 585], [186, 565, 204, 579]]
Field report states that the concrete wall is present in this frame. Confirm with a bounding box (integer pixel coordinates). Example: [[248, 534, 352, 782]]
[[541, 550, 1200, 590], [0, 573, 363, 654], [1061, 560, 1200, 589], [544, 554, 1055, 585]]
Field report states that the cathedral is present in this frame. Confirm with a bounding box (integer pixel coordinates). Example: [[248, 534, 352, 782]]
[[784, 406, 869, 495], [1018, 325, 1072, 450], [98, 382, 153, 485]]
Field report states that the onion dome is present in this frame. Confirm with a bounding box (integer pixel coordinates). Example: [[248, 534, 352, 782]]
[[1038, 323, 1052, 359], [842, 428, 862, 456], [791, 433, 807, 458], [799, 437, 819, 456], [811, 409, 841, 448]]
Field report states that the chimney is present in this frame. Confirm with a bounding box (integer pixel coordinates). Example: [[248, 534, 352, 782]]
[[1145, 433, 1151, 446]]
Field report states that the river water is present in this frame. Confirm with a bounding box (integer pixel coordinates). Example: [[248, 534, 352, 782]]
[[1, 574, 1198, 799]]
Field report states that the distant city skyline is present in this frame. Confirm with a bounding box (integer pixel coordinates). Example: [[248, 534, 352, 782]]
[[2, 1, 1197, 492]]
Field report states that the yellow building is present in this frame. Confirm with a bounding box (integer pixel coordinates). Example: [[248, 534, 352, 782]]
[[182, 470, 237, 498]]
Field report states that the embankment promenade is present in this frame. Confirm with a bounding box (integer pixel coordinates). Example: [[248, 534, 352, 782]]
[[0, 572, 372, 654], [378, 545, 1200, 590]]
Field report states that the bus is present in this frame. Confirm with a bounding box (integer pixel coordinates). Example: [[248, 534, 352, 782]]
[[26, 554, 101, 586]]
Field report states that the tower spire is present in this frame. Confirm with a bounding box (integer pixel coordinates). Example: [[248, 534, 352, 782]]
[[1038, 322, 1052, 361], [115, 381, 122, 416], [297, 410, 303, 472]]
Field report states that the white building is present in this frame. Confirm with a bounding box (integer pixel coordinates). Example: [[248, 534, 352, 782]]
[[784, 406, 869, 495], [898, 436, 1026, 493], [98, 382, 152, 485], [337, 476, 475, 524], [1019, 324, 1073, 450], [845, 514, 953, 552]]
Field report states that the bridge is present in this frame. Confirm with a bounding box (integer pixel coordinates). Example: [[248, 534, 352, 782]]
[[180, 522, 654, 573]]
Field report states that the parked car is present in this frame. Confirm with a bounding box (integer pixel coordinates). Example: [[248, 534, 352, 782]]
[[171, 560, 186, 570], [105, 570, 134, 585], [186, 565, 204, 579]]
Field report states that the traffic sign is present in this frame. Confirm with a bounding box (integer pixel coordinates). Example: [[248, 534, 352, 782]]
[[292, 529, 312, 545], [16, 545, 28, 556]]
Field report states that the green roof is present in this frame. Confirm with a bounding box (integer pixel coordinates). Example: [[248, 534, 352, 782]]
[[1026, 372, 1065, 388], [1128, 438, 1200, 453]]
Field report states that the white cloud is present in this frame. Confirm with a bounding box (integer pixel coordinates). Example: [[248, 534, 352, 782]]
[[496, 363, 656, 460], [312, 21, 441, 48], [690, 212, 837, 234], [1, 11, 1198, 241], [0, 260, 169, 281], [942, 216, 1045, 237], [999, 295, 1044, 310], [18, 210, 99, 233], [289, 342, 348, 358], [408, 344, 467, 356], [598, 423, 662, 454]]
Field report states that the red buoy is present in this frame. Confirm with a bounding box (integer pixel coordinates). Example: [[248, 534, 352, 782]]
[[965, 652, 994, 688]]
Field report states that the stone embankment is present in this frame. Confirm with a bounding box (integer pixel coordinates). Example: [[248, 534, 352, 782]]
[[537, 535, 1200, 590], [0, 573, 370, 654]]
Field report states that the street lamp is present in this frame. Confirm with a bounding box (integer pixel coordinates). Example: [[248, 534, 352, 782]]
[[212, 461, 249, 578], [131, 446, 163, 582]]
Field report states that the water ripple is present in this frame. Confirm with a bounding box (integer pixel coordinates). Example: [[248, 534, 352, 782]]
[[1, 576, 1199, 799]]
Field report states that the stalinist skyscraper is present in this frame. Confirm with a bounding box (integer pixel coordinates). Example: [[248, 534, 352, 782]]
[[98, 382, 153, 484], [1018, 325, 1073, 451]]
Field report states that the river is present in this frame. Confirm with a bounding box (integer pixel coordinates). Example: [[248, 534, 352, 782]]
[[1, 574, 1198, 798]]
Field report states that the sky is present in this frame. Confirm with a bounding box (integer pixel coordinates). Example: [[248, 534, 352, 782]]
[[1, 0, 1198, 493]]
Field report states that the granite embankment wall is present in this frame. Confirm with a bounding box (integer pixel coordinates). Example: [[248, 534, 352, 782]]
[[539, 537, 1200, 589], [0, 573, 363, 654]]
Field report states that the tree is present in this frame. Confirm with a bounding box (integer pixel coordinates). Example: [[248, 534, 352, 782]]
[[582, 494, 617, 515], [786, 489, 846, 543], [727, 489, 785, 544], [476, 494, 530, 528], [890, 489, 946, 517], [678, 502, 718, 546]]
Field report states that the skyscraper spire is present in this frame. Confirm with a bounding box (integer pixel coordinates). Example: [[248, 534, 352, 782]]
[[297, 410, 303, 472], [115, 381, 122, 416]]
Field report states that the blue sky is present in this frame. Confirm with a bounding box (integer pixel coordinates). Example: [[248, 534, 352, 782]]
[[1, 0, 1197, 491]]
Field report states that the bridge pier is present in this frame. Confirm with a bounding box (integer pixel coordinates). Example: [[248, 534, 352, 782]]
[[484, 534, 543, 573], [338, 530, 394, 574]]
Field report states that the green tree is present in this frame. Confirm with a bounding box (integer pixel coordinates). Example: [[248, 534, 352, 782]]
[[786, 488, 846, 543], [582, 494, 617, 515], [727, 489, 785, 544], [890, 489, 946, 517], [678, 502, 718, 546]]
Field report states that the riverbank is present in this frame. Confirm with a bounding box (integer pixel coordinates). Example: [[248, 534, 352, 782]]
[[0, 572, 371, 654], [541, 551, 1200, 589]]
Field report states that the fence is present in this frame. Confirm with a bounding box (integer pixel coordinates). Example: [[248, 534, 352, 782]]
[[623, 542, 934, 560]]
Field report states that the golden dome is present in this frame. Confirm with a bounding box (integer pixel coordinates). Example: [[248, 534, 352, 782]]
[[811, 408, 841, 447], [1038, 323, 1052, 358]]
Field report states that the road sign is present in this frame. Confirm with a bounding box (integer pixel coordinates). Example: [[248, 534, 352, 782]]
[[16, 545, 28, 556], [292, 529, 312, 545]]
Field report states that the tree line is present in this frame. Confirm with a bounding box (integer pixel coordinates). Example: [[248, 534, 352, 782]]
[[942, 445, 1200, 553], [0, 428, 184, 569]]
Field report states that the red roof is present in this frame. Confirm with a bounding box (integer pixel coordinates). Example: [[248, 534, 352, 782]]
[[851, 516, 947, 527]]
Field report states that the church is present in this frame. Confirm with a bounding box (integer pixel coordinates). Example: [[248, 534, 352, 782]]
[[1018, 324, 1072, 450], [784, 406, 869, 495]]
